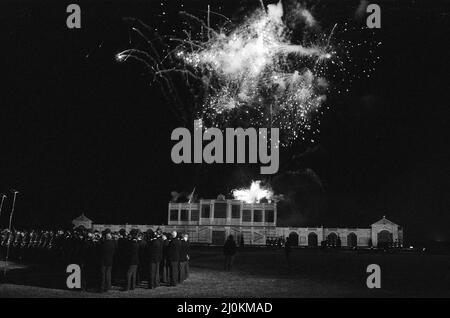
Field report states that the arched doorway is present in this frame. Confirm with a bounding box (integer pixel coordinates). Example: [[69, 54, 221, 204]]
[[308, 232, 318, 247], [377, 230, 393, 248], [288, 232, 299, 246], [347, 233, 357, 248], [326, 232, 338, 247]]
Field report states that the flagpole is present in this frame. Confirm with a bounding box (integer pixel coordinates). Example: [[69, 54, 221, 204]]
[[4, 190, 18, 276]]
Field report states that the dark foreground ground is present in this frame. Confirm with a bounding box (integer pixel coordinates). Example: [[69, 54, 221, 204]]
[[1, 247, 449, 297]]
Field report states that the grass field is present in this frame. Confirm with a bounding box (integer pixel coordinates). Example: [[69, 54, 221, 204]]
[[1, 247, 449, 297]]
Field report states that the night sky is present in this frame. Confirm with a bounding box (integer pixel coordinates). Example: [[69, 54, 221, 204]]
[[0, 0, 448, 243]]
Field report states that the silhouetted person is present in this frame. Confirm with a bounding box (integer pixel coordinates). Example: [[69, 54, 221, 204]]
[[136, 231, 147, 285], [125, 230, 139, 291], [167, 231, 181, 286], [160, 234, 169, 284], [336, 236, 342, 248], [100, 229, 116, 292], [84, 232, 98, 290], [73, 232, 89, 291], [114, 229, 127, 283], [284, 236, 292, 269], [223, 235, 237, 271], [148, 231, 163, 289], [179, 234, 189, 282]]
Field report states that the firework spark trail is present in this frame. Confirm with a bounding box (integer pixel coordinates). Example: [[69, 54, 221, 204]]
[[116, 18, 191, 123]]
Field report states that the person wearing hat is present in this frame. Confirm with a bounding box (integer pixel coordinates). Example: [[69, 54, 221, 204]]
[[223, 235, 237, 271], [100, 229, 116, 292], [160, 233, 169, 284], [84, 231, 98, 291], [167, 231, 181, 286], [124, 229, 140, 291], [147, 230, 163, 289], [115, 229, 128, 283], [72, 231, 89, 291], [179, 234, 190, 283], [136, 230, 147, 286]]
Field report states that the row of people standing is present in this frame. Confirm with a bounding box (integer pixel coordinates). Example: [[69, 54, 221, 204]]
[[99, 228, 190, 292], [0, 229, 60, 264], [0, 227, 190, 292]]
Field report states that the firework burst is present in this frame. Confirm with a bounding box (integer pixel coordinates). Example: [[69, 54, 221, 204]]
[[173, 1, 334, 145], [116, 1, 379, 146]]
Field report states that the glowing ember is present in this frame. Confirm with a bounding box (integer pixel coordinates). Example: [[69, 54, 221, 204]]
[[232, 181, 273, 203]]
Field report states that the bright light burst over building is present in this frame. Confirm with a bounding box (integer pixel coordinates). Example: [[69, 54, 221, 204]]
[[232, 180, 274, 203]]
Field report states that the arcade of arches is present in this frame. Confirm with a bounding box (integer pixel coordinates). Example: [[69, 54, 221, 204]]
[[282, 217, 403, 248]]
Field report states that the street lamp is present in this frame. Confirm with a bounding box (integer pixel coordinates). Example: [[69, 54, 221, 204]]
[[8, 189, 19, 232], [0, 194, 6, 218]]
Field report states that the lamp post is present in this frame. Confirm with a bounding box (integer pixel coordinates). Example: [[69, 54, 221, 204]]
[[4, 190, 19, 276], [8, 190, 19, 232], [0, 194, 6, 218]]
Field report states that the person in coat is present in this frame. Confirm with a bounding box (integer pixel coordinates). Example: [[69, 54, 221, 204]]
[[284, 236, 292, 269], [160, 234, 169, 284], [147, 231, 163, 289], [125, 229, 140, 291], [223, 235, 237, 271], [100, 229, 116, 292], [179, 234, 190, 282], [167, 231, 181, 286]]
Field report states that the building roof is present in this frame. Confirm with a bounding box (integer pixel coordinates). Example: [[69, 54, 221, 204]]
[[372, 216, 397, 226], [73, 213, 92, 222]]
